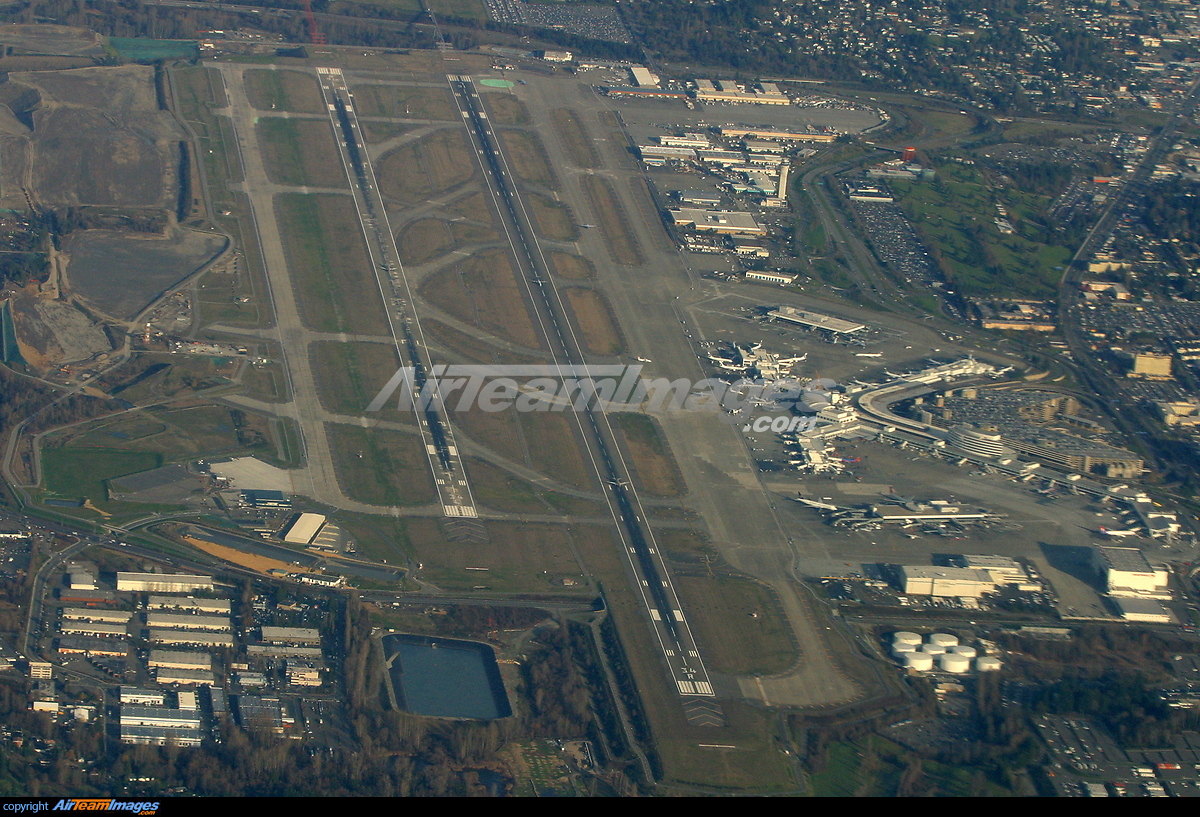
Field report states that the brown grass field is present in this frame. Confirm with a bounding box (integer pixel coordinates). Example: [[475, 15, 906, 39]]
[[348, 84, 459, 121], [463, 457, 606, 517], [377, 129, 475, 205], [257, 118, 348, 189], [551, 108, 602, 169], [527, 193, 578, 242], [397, 216, 498, 265], [563, 287, 624, 356], [244, 69, 326, 114], [612, 413, 685, 497], [480, 92, 531, 125], [417, 249, 543, 349], [275, 194, 391, 335], [451, 403, 528, 466], [498, 130, 557, 188], [445, 190, 496, 223], [325, 423, 437, 507], [547, 252, 594, 280], [422, 318, 544, 366], [518, 411, 593, 490], [360, 121, 413, 144], [583, 175, 642, 266]]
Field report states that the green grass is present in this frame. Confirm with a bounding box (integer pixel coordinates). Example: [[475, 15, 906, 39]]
[[42, 448, 161, 501]]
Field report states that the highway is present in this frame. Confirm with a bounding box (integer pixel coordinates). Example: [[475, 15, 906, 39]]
[[447, 74, 715, 698]]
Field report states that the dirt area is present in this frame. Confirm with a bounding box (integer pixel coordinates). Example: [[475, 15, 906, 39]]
[[417, 249, 543, 349], [65, 227, 226, 320], [243, 69, 326, 114], [349, 83, 459, 121], [613, 413, 685, 497], [8, 286, 109, 369], [0, 24, 106, 57], [257, 118, 348, 189], [563, 287, 624, 356], [480, 92, 531, 126], [582, 175, 641, 266], [497, 130, 557, 189], [181, 534, 295, 574], [527, 193, 577, 242], [551, 108, 602, 169], [0, 65, 183, 212], [377, 128, 475, 206], [547, 252, 594, 280]]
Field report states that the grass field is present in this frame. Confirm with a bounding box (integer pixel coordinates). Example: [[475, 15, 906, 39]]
[[582, 175, 642, 266], [481, 92, 531, 126], [674, 575, 797, 676], [463, 457, 606, 517], [423, 318, 544, 366], [498, 130, 557, 189], [309, 341, 408, 422], [325, 423, 437, 507], [548, 252, 594, 280], [43, 448, 161, 501], [257, 118, 347, 189], [517, 411, 593, 490], [377, 129, 475, 205], [563, 287, 624, 356], [445, 190, 496, 224], [527, 193, 578, 242], [406, 519, 589, 593], [397, 216, 498, 265], [889, 162, 1069, 298], [808, 736, 1014, 796], [551, 108, 602, 169], [360, 121, 413, 144], [417, 249, 543, 348], [244, 69, 326, 114], [612, 413, 684, 497], [274, 193, 391, 335], [349, 84, 459, 121]]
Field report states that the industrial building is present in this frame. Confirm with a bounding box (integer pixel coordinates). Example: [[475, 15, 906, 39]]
[[120, 687, 167, 706], [59, 620, 127, 638], [61, 608, 131, 624], [668, 209, 766, 236], [1094, 547, 1170, 599], [116, 573, 214, 594], [1113, 597, 1173, 623], [719, 126, 837, 142], [236, 696, 293, 733], [766, 306, 865, 334], [56, 636, 128, 657], [900, 566, 997, 598], [247, 644, 322, 659], [155, 667, 217, 686], [119, 706, 203, 747], [746, 271, 795, 285], [286, 662, 323, 687], [281, 513, 327, 546], [146, 613, 232, 632], [147, 596, 232, 615], [148, 650, 212, 671], [959, 555, 1034, 587], [260, 626, 321, 645], [148, 631, 235, 648]]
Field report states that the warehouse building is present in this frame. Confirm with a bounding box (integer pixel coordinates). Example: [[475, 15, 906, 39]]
[[148, 650, 212, 670], [668, 209, 766, 236], [117, 573, 213, 594], [61, 608, 131, 624], [900, 566, 996, 598], [281, 513, 327, 546], [119, 706, 203, 747], [247, 644, 322, 659], [156, 667, 217, 686], [56, 636, 128, 657], [120, 687, 167, 706], [148, 631, 234, 649], [148, 596, 232, 615], [60, 620, 127, 638], [260, 626, 321, 645], [146, 613, 231, 632], [1094, 547, 1170, 599], [1113, 597, 1173, 623]]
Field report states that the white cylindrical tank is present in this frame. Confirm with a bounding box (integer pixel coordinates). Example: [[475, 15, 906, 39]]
[[892, 643, 918, 658], [892, 632, 922, 646], [920, 643, 947, 655], [940, 654, 971, 674], [928, 633, 959, 648], [950, 646, 977, 659], [976, 657, 1002, 672], [905, 653, 934, 671]]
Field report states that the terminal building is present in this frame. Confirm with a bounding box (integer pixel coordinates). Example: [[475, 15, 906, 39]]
[[766, 306, 865, 334], [899, 566, 997, 598]]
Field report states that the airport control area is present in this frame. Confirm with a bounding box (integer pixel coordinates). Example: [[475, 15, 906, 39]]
[[6, 19, 1200, 797]]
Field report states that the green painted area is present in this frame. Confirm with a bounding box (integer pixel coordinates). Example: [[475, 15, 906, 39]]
[[108, 37, 199, 61], [42, 448, 161, 502], [479, 79, 515, 88]]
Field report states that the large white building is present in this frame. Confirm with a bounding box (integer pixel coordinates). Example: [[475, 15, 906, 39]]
[[1094, 547, 1170, 598], [148, 650, 212, 671], [147, 596, 232, 615], [146, 613, 232, 632], [900, 566, 996, 598], [116, 573, 214, 593], [282, 513, 327, 546]]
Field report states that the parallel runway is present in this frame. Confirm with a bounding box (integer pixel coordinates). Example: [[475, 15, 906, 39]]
[[314, 67, 478, 519], [447, 74, 714, 697]]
